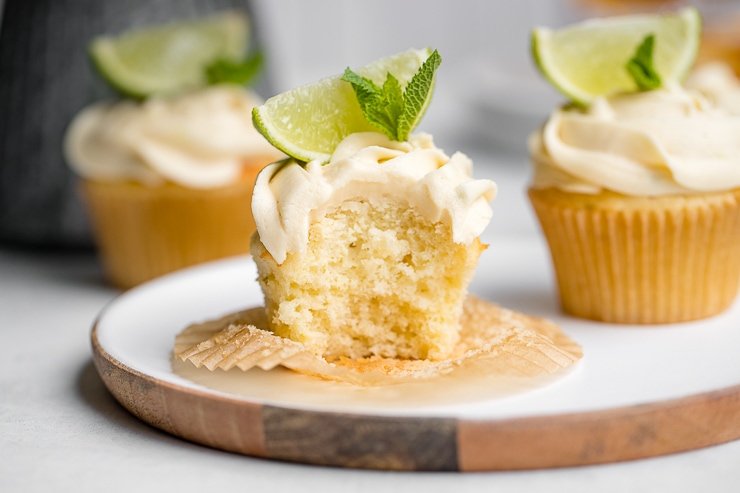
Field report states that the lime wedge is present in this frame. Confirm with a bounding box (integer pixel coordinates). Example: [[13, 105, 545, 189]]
[[89, 11, 249, 99], [252, 48, 433, 164], [532, 7, 701, 105]]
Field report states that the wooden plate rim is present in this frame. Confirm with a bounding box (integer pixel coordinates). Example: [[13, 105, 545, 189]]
[[90, 321, 740, 471]]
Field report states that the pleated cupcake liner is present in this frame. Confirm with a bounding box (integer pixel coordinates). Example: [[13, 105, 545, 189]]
[[81, 177, 257, 289], [173, 297, 582, 386], [528, 188, 740, 324]]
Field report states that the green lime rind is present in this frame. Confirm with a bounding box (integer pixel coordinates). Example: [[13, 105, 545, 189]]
[[252, 48, 433, 164], [89, 11, 249, 99], [532, 7, 701, 106]]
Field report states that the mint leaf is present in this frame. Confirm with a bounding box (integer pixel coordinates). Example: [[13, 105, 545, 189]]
[[399, 50, 441, 140], [382, 73, 405, 134], [341, 49, 441, 141], [205, 50, 263, 86], [626, 34, 661, 91], [341, 69, 401, 139]]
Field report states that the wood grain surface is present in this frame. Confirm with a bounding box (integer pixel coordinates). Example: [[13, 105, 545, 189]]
[[91, 325, 740, 471], [458, 386, 740, 470]]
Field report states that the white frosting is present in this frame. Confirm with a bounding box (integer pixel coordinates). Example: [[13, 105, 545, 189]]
[[686, 61, 740, 115], [530, 83, 740, 196], [252, 132, 497, 264], [64, 85, 284, 189]]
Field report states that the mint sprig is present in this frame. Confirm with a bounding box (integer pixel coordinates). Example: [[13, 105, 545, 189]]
[[341, 49, 442, 141], [205, 50, 263, 86], [626, 34, 662, 91]]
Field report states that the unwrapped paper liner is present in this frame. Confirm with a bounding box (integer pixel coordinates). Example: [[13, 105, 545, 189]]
[[175, 296, 582, 386]]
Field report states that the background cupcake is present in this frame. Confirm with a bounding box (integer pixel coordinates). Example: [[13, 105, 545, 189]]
[[528, 7, 740, 324], [63, 12, 283, 289]]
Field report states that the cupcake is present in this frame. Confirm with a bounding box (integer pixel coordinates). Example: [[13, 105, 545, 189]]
[[65, 85, 284, 289], [247, 49, 496, 361], [240, 50, 496, 360], [251, 132, 494, 361], [63, 12, 284, 289], [529, 11, 740, 323]]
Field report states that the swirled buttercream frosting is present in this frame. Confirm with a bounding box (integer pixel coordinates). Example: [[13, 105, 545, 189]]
[[686, 61, 740, 115], [530, 83, 740, 196], [252, 132, 497, 264], [64, 85, 283, 189]]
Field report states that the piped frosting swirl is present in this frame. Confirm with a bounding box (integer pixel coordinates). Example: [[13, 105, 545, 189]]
[[530, 83, 740, 196], [252, 132, 497, 264]]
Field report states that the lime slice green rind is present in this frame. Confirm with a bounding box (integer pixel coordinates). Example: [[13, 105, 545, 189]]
[[89, 11, 249, 99], [532, 7, 702, 106], [252, 75, 378, 164], [252, 48, 433, 164]]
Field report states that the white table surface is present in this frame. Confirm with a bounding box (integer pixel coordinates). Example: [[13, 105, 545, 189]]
[[2, 143, 740, 492]]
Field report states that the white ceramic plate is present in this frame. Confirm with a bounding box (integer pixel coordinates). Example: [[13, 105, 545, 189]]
[[94, 236, 740, 419]]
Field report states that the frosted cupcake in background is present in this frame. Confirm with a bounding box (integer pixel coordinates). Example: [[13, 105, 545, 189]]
[[528, 7, 740, 324], [63, 12, 283, 289], [65, 85, 283, 289]]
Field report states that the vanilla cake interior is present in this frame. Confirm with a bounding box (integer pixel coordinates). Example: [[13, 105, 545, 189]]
[[251, 197, 485, 361]]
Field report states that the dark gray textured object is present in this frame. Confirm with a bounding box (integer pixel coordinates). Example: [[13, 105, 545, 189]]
[[0, 0, 265, 248]]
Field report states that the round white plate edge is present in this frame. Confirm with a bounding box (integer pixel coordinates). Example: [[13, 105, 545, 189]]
[[93, 238, 740, 420]]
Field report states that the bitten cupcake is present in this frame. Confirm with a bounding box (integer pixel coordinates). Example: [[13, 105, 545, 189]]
[[529, 8, 740, 323], [175, 49, 582, 386], [251, 131, 493, 361], [250, 49, 495, 361]]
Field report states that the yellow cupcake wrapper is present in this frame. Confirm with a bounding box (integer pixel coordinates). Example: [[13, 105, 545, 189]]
[[82, 176, 257, 289], [528, 188, 740, 324], [174, 297, 583, 386]]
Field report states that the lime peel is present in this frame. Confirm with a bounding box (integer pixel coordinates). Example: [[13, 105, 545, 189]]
[[89, 11, 250, 99], [532, 7, 702, 106], [252, 48, 434, 164], [341, 49, 441, 142]]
